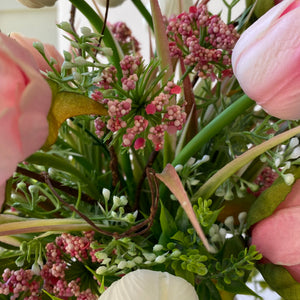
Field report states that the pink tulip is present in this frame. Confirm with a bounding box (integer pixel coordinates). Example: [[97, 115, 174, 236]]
[[251, 179, 300, 282], [0, 32, 52, 205], [10, 32, 64, 73], [232, 0, 300, 120]]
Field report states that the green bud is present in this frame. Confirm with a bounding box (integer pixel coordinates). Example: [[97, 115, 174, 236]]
[[63, 51, 72, 61], [33, 41, 45, 54]]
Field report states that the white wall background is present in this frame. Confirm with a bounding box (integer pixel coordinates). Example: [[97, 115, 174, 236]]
[[0, 1, 282, 299]]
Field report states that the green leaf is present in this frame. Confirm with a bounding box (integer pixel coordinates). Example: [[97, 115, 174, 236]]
[[43, 82, 107, 149], [247, 167, 300, 228], [159, 201, 177, 245], [222, 280, 262, 298], [258, 263, 300, 300]]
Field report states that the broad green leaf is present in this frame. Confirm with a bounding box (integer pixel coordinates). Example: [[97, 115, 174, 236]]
[[247, 167, 300, 228], [258, 263, 300, 300], [159, 200, 177, 245], [222, 280, 262, 298], [43, 82, 107, 149]]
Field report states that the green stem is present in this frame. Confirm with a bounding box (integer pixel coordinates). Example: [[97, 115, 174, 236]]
[[172, 95, 255, 167], [131, 0, 154, 31], [194, 125, 300, 201], [69, 0, 123, 79]]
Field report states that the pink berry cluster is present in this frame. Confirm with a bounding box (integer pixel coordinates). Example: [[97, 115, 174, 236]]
[[0, 232, 101, 299], [40, 232, 100, 299], [248, 167, 279, 197], [0, 268, 40, 300], [93, 55, 186, 151], [166, 4, 239, 80], [110, 21, 140, 55]]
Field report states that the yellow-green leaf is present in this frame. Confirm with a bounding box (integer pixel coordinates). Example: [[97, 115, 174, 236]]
[[257, 263, 300, 300], [43, 87, 107, 149], [246, 167, 300, 228]]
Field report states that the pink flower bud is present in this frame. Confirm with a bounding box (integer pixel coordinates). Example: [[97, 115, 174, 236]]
[[0, 33, 52, 204], [232, 0, 300, 120], [10, 32, 64, 73], [251, 179, 300, 282]]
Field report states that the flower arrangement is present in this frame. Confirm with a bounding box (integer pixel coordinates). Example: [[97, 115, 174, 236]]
[[0, 0, 300, 299]]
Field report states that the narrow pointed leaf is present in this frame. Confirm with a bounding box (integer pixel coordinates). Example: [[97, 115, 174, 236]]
[[156, 164, 213, 252]]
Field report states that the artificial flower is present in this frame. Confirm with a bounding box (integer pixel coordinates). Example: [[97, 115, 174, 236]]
[[232, 0, 300, 120], [9, 32, 64, 73], [98, 269, 199, 300], [17, 0, 57, 8], [0, 32, 51, 204], [251, 179, 300, 282]]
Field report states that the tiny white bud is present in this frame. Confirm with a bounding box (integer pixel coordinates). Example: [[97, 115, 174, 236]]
[[283, 173, 295, 185], [102, 188, 110, 200], [187, 157, 196, 166], [133, 256, 143, 264], [126, 261, 136, 268], [153, 244, 163, 252], [224, 216, 234, 232], [155, 255, 166, 264], [289, 137, 299, 148], [117, 260, 127, 269], [289, 146, 300, 159], [96, 266, 107, 275], [238, 212, 247, 225], [175, 164, 183, 172], [143, 253, 156, 262], [171, 250, 181, 257], [95, 252, 108, 260]]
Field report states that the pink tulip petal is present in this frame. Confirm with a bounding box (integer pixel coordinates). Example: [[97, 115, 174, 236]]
[[232, 0, 300, 119], [0, 32, 52, 205], [276, 179, 300, 210], [252, 206, 300, 266], [284, 264, 300, 283], [0, 109, 23, 182]]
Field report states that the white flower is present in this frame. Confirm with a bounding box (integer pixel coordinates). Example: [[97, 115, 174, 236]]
[[98, 269, 198, 300], [17, 0, 57, 8]]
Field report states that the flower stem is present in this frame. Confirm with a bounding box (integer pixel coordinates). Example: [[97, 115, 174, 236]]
[[172, 94, 255, 167], [69, 0, 123, 79]]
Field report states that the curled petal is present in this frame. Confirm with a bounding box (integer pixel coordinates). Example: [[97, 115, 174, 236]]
[[99, 269, 198, 300]]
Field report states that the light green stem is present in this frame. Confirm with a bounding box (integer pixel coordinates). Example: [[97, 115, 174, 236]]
[[193, 125, 300, 200], [172, 95, 254, 166], [0, 216, 102, 236]]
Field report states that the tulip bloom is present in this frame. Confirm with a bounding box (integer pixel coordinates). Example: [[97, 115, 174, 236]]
[[99, 269, 198, 300], [251, 179, 300, 282], [232, 0, 300, 120], [10, 33, 64, 73], [17, 0, 57, 8], [0, 33, 52, 205]]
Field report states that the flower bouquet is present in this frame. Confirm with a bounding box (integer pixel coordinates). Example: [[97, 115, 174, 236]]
[[0, 0, 300, 299]]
